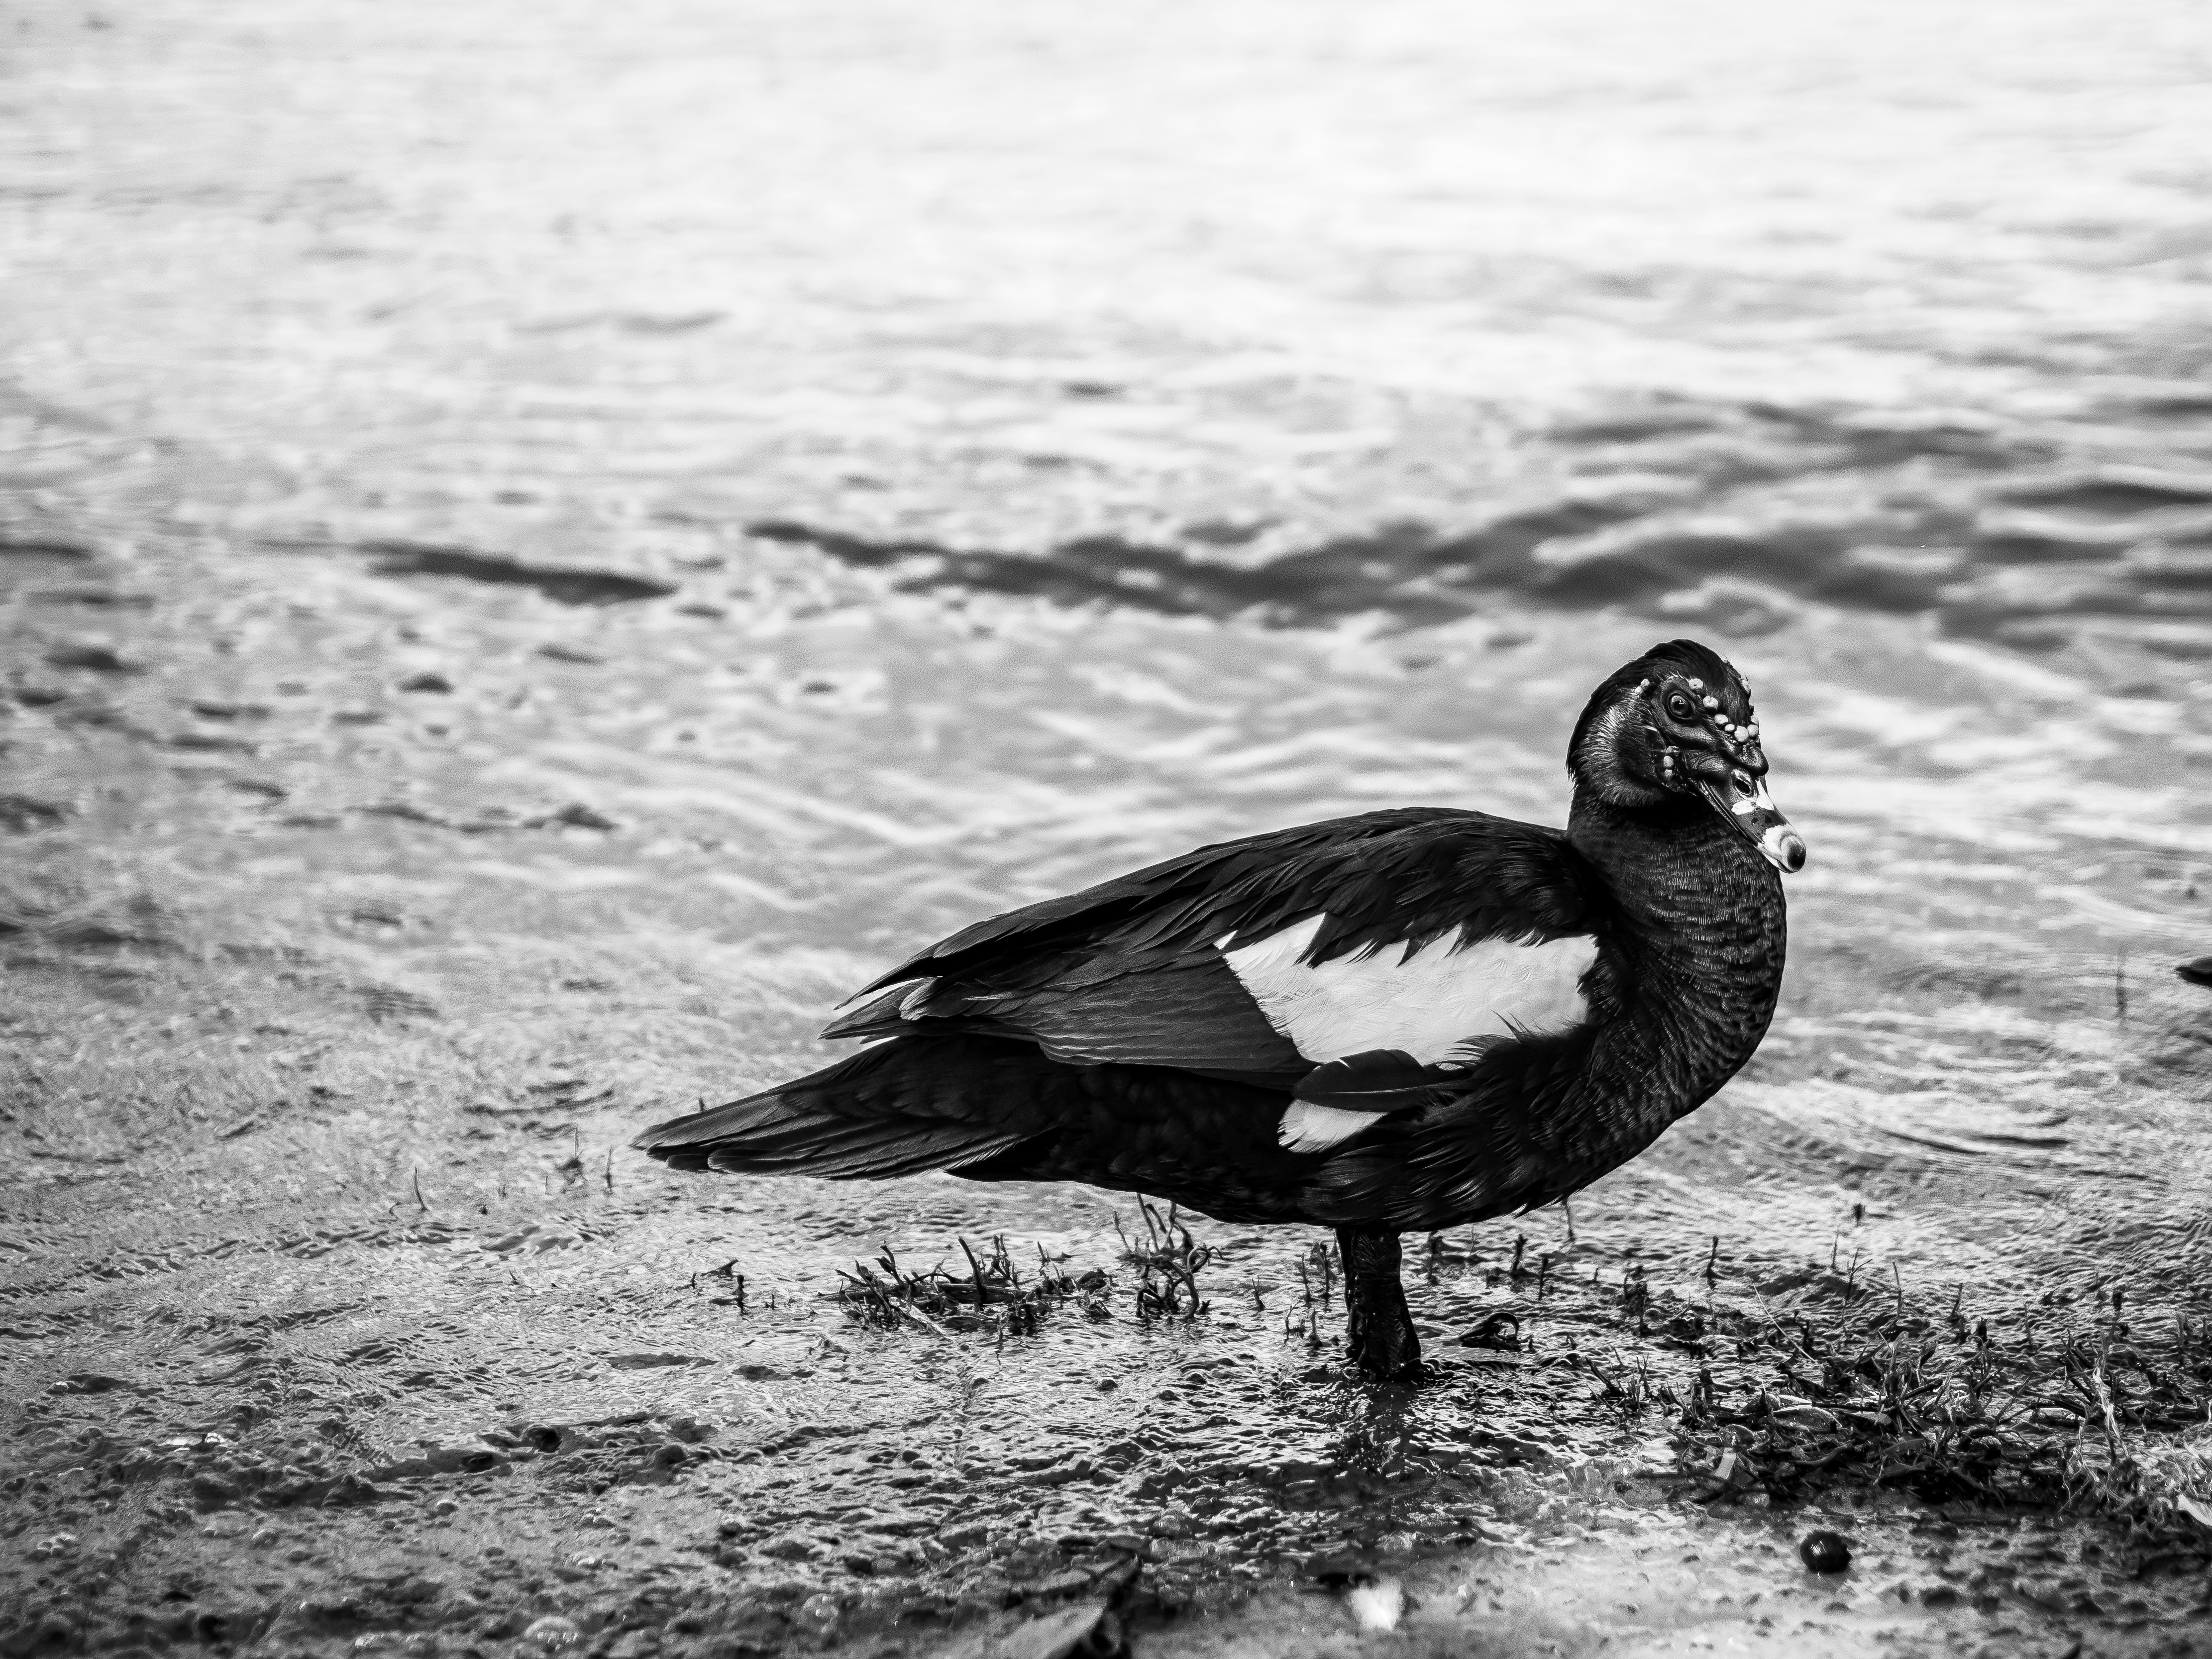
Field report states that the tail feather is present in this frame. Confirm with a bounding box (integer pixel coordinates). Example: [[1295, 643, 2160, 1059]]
[[631, 1038, 1044, 1182], [688, 1101, 1027, 1177], [819, 984, 917, 1041], [704, 1125, 1029, 1180], [637, 1032, 1341, 1225]]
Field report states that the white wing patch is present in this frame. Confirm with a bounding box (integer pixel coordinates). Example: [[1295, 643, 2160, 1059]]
[[1221, 913, 1598, 1067], [1278, 1101, 1391, 1153]]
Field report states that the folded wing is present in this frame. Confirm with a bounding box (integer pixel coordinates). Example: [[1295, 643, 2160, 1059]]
[[823, 808, 1613, 1107]]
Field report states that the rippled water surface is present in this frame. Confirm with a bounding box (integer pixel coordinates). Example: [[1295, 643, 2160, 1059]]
[[5, 0, 2212, 1654]]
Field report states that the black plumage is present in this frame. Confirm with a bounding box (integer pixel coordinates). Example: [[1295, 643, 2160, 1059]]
[[635, 638, 1805, 1381], [821, 807, 1596, 1087]]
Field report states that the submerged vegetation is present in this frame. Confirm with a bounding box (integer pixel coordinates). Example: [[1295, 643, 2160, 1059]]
[[834, 1235, 1111, 1337], [1117, 1199, 1214, 1324], [1582, 1253, 2212, 1541]]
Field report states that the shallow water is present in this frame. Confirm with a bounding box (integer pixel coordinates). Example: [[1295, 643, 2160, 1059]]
[[4, 0, 2212, 1654]]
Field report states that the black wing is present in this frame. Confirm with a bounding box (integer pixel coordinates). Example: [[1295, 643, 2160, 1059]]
[[822, 807, 1609, 1088]]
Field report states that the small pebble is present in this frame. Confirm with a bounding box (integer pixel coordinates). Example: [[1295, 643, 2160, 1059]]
[[1799, 1530, 1853, 1573]]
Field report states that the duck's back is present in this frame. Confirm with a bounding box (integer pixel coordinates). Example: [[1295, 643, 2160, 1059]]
[[825, 807, 1612, 1082]]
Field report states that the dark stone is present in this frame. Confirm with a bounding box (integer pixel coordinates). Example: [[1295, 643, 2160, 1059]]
[[1799, 1531, 1852, 1573]]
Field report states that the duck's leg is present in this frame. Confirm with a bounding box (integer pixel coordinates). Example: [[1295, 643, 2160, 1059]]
[[1336, 1227, 1420, 1382]]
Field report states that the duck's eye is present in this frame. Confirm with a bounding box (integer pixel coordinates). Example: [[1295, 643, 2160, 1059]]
[[1666, 692, 1695, 721]]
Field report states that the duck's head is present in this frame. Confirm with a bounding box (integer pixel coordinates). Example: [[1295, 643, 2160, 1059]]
[[1568, 639, 1808, 873]]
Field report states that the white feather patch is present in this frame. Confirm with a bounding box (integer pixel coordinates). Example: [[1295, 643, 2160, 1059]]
[[1278, 1101, 1389, 1153], [1222, 913, 1597, 1066]]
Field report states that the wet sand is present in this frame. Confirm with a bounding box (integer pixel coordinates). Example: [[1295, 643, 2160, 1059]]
[[6, 0, 2212, 1655]]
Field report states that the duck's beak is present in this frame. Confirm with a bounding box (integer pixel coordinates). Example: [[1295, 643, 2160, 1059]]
[[1696, 764, 1807, 874]]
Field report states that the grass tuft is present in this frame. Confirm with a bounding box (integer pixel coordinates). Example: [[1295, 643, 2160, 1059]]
[[835, 1235, 1109, 1337]]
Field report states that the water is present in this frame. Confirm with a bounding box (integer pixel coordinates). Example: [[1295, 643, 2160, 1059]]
[[5, 0, 2212, 1653]]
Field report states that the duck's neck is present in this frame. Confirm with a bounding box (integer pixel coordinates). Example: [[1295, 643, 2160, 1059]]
[[1567, 787, 1788, 1126]]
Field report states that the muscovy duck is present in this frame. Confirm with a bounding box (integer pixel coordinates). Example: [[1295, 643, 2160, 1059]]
[[634, 639, 1806, 1381]]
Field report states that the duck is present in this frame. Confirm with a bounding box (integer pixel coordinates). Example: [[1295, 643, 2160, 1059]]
[[634, 638, 1807, 1382]]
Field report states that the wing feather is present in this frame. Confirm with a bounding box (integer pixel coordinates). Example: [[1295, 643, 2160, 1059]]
[[824, 808, 1611, 1082]]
